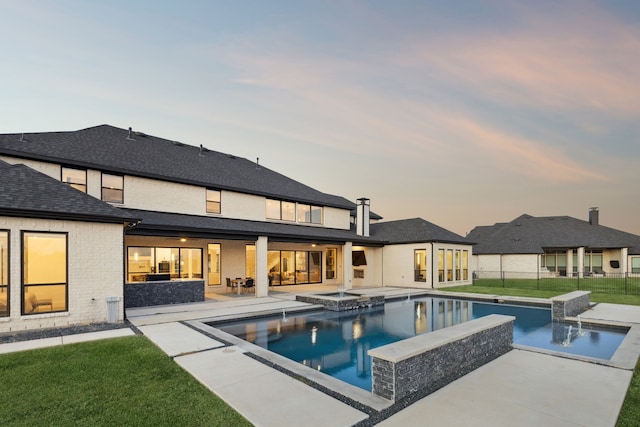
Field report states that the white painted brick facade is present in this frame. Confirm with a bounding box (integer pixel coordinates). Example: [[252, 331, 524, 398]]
[[0, 217, 123, 333]]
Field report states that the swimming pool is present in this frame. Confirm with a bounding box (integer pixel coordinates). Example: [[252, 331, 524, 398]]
[[214, 296, 626, 391]]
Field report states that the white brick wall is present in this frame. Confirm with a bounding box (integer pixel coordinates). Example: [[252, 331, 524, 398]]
[[1, 155, 353, 229], [0, 217, 123, 333]]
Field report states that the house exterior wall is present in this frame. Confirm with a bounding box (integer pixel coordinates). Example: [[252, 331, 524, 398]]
[[0, 155, 61, 180], [383, 243, 431, 288], [381, 243, 473, 289], [0, 155, 353, 229], [0, 216, 123, 333], [351, 246, 383, 288]]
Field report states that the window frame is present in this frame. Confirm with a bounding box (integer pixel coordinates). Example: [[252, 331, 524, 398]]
[[101, 172, 124, 204], [206, 189, 221, 214], [21, 231, 68, 315], [61, 166, 87, 193], [0, 230, 9, 317], [414, 249, 427, 282], [127, 246, 203, 282]]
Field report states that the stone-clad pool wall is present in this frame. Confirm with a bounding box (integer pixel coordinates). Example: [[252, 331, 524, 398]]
[[368, 314, 514, 402], [550, 291, 591, 321]]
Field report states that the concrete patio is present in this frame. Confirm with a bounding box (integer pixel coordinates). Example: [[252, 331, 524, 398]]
[[3, 286, 640, 426]]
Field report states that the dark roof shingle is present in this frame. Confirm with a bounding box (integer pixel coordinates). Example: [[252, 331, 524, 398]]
[[0, 161, 136, 223], [467, 214, 640, 254], [0, 125, 354, 210]]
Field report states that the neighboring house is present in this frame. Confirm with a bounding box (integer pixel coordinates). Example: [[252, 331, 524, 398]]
[[0, 125, 472, 333], [467, 208, 640, 278]]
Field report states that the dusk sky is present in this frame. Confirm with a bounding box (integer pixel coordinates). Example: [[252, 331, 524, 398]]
[[2, 1, 639, 236]]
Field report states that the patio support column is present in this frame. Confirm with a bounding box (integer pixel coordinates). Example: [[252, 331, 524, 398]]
[[343, 241, 353, 290], [566, 249, 573, 277], [255, 236, 268, 297], [621, 248, 628, 274], [577, 247, 585, 278]]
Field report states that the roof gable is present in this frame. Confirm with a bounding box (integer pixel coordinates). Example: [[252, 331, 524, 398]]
[[0, 161, 136, 223], [370, 217, 468, 244]]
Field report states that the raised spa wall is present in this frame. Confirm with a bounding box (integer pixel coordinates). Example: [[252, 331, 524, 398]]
[[295, 293, 385, 311], [550, 291, 591, 321], [368, 314, 514, 402]]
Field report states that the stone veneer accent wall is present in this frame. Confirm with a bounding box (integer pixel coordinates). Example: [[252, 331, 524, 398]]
[[296, 294, 385, 311], [550, 291, 591, 321], [124, 280, 204, 308], [368, 314, 514, 402]]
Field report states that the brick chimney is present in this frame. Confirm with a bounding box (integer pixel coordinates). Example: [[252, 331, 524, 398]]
[[589, 207, 599, 225]]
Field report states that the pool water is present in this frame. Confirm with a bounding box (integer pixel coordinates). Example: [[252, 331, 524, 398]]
[[215, 297, 626, 391]]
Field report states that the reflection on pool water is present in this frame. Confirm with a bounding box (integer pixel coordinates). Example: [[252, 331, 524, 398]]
[[214, 297, 626, 391]]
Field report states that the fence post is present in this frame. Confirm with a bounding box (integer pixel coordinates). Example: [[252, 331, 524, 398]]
[[501, 270, 505, 288], [625, 272, 628, 295]]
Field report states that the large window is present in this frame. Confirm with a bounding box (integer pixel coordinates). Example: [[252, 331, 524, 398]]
[[207, 244, 221, 285], [0, 231, 8, 317], [206, 189, 221, 214], [127, 247, 202, 282], [61, 167, 86, 192], [414, 249, 426, 282], [632, 257, 640, 274], [446, 249, 453, 281], [102, 173, 124, 203], [462, 250, 469, 280], [22, 232, 67, 314], [267, 199, 322, 224], [584, 250, 603, 274], [297, 204, 323, 224], [455, 250, 461, 281], [438, 249, 444, 282], [268, 250, 322, 285], [542, 251, 568, 276], [267, 199, 295, 221], [326, 248, 336, 279]]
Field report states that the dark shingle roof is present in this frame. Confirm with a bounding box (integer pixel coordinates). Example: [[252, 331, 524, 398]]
[[370, 217, 468, 244], [0, 161, 137, 223], [0, 125, 354, 210], [467, 213, 640, 254], [122, 208, 384, 245]]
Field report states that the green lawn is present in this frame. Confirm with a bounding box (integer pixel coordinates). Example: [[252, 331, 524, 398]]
[[443, 284, 640, 426], [0, 335, 251, 427]]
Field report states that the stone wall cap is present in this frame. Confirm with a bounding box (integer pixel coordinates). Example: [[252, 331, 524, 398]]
[[550, 290, 591, 302]]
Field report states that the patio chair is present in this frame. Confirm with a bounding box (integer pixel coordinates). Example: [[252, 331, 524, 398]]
[[242, 278, 255, 293], [226, 277, 236, 292]]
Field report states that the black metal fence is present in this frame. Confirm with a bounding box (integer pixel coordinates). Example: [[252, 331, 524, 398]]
[[472, 271, 640, 295]]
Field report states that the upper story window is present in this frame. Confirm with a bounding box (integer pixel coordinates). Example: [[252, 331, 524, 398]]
[[206, 189, 221, 214], [102, 173, 124, 204], [266, 199, 295, 222], [61, 167, 86, 193], [267, 199, 322, 223], [297, 204, 323, 224]]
